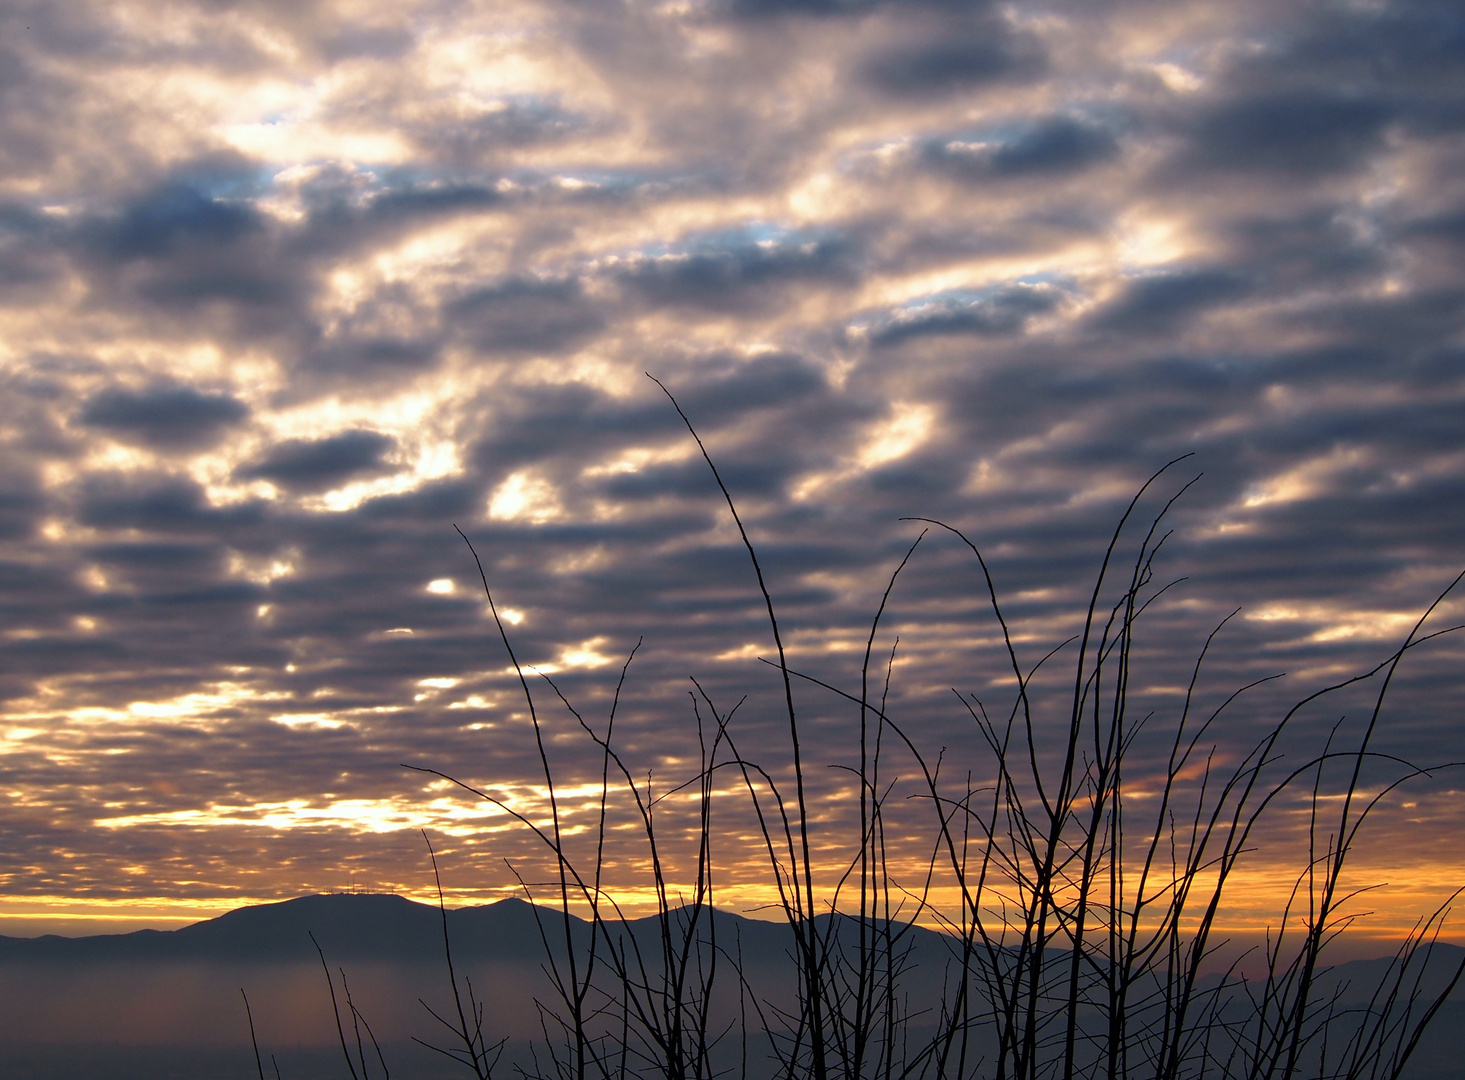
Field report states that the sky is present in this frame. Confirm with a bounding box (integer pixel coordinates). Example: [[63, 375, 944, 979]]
[[1, 0, 1463, 941]]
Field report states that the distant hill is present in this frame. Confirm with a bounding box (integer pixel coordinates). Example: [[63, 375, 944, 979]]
[[0, 892, 552, 963], [0, 892, 798, 965], [5, 890, 1459, 1008], [4, 892, 1461, 997], [1, 894, 1462, 1080]]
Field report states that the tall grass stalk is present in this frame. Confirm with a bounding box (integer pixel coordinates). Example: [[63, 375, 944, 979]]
[[254, 387, 1464, 1080]]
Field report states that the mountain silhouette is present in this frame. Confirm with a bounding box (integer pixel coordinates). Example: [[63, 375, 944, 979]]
[[0, 893, 559, 963], [1, 894, 1462, 1080], [4, 893, 1462, 998]]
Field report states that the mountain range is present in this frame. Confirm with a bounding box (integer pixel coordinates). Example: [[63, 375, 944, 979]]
[[1, 893, 1462, 1080]]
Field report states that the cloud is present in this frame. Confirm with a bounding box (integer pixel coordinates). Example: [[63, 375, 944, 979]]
[[725, 0, 978, 16], [619, 234, 860, 312], [0, 203, 64, 296], [77, 385, 250, 449], [725, 0, 879, 16], [67, 173, 306, 325], [77, 476, 266, 534], [81, 182, 264, 264], [0, 0, 1462, 935], [868, 283, 1064, 345], [403, 97, 590, 165], [0, 485, 42, 541], [449, 277, 606, 355], [1090, 269, 1253, 334], [299, 334, 445, 379], [1177, 92, 1395, 178], [239, 430, 397, 492], [859, 18, 1046, 97], [918, 117, 1119, 180]]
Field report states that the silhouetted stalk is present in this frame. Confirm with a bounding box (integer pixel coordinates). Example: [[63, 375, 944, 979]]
[[414, 830, 506, 1077], [385, 395, 1465, 1080], [243, 988, 266, 1080], [344, 967, 390, 1080], [649, 374, 830, 1080], [311, 931, 362, 1080], [453, 523, 594, 1080]]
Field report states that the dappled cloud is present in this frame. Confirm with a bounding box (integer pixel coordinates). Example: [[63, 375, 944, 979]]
[[0, 0, 1463, 938]]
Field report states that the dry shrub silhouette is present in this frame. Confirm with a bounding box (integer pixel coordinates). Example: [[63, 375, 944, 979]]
[[249, 383, 1465, 1080]]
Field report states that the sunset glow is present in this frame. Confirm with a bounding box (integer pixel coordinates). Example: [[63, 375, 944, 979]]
[[0, 0, 1462, 962]]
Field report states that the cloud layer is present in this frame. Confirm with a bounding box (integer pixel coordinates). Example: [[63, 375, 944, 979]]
[[1, 0, 1463, 932]]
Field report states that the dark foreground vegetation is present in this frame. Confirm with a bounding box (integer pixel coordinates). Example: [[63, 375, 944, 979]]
[[278, 386, 1465, 1080], [228, 385, 1458, 1080], [14, 388, 1462, 1080], [3, 892, 1462, 1080]]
